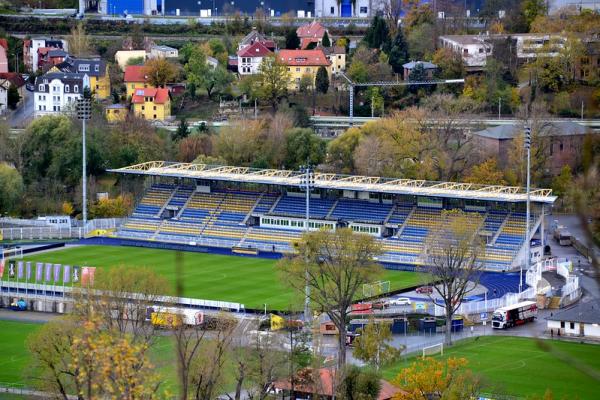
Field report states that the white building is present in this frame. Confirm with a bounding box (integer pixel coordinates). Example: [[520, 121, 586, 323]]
[[315, 0, 380, 18], [546, 299, 600, 339], [24, 37, 68, 72], [0, 79, 9, 113], [548, 0, 600, 13], [149, 45, 179, 59], [33, 72, 89, 117], [237, 42, 272, 75], [439, 33, 566, 71]]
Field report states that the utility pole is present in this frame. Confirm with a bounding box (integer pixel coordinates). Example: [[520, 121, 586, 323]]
[[521, 126, 532, 294], [581, 101, 584, 121], [77, 75, 92, 228], [498, 97, 501, 120]]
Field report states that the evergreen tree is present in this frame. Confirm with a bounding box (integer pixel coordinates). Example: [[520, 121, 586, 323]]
[[365, 16, 391, 52], [174, 118, 190, 141], [322, 31, 331, 47], [315, 66, 329, 94], [408, 63, 426, 81], [7, 84, 20, 109], [388, 29, 409, 74], [285, 28, 300, 49]]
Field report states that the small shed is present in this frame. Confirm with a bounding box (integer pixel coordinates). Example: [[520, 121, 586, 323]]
[[546, 299, 600, 338], [402, 60, 438, 80]]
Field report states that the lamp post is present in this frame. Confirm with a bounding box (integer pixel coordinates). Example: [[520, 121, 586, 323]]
[[521, 126, 532, 293], [77, 76, 92, 228], [299, 165, 314, 328]]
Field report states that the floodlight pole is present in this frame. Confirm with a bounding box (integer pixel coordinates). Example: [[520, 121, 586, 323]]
[[300, 165, 314, 329], [77, 84, 91, 228], [522, 126, 532, 293]]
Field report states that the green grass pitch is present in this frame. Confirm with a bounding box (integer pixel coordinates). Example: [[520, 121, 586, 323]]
[[382, 336, 600, 399], [19, 245, 427, 310], [0, 320, 40, 386]]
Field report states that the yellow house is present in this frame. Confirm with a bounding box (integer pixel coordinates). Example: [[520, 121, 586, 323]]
[[132, 87, 171, 120], [105, 104, 128, 123], [124, 65, 152, 98], [323, 46, 346, 75], [50, 57, 111, 99], [278, 49, 331, 90]]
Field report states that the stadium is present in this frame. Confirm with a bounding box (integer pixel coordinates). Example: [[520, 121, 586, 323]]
[[108, 161, 556, 273]]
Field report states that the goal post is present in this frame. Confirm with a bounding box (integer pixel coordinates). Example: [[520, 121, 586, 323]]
[[422, 343, 444, 359], [362, 280, 391, 298]]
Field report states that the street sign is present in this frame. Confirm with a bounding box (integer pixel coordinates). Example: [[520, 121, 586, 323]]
[[480, 312, 488, 321]]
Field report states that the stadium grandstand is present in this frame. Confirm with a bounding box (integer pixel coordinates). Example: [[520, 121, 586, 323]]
[[109, 161, 557, 271]]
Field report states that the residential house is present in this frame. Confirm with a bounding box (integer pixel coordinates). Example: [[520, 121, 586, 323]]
[[576, 37, 600, 82], [0, 79, 9, 112], [23, 38, 68, 72], [237, 42, 272, 75], [546, 299, 600, 339], [272, 368, 402, 400], [33, 72, 87, 117], [472, 121, 594, 175], [115, 50, 147, 70], [132, 87, 171, 120], [149, 45, 178, 59], [52, 57, 111, 99], [38, 48, 69, 71], [238, 28, 276, 52], [0, 72, 26, 100], [124, 65, 150, 98], [278, 49, 331, 90], [297, 21, 328, 50], [402, 61, 437, 80], [105, 103, 128, 123], [438, 33, 567, 71], [322, 46, 346, 75]]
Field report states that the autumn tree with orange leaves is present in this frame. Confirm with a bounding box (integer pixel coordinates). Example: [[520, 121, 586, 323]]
[[392, 357, 480, 400]]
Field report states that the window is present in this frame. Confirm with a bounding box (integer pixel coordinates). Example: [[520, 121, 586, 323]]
[[96, 85, 99, 90], [296, 67, 300, 72], [95, 65, 99, 71], [141, 106, 145, 111], [560, 321, 565, 328], [38, 84, 44, 91], [570, 322, 575, 329], [74, 86, 79, 93], [338, 55, 341, 59], [559, 142, 564, 152], [153, 114, 157, 119], [153, 106, 157, 110], [330, 6, 334, 14], [360, 6, 367, 13], [79, 64, 90, 72], [65, 85, 69, 93], [479, 48, 484, 53], [306, 68, 311, 72], [463, 49, 469, 55]]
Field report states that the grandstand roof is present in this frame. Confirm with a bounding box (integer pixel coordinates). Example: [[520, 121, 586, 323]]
[[109, 161, 557, 204]]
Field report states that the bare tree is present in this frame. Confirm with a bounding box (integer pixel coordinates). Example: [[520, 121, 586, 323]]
[[279, 228, 383, 368], [378, 0, 404, 36], [422, 209, 485, 345]]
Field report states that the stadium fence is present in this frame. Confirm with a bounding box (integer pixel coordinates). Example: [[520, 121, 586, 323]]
[[0, 218, 124, 241]]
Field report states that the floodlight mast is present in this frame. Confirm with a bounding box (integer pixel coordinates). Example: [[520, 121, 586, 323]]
[[337, 72, 465, 126], [300, 165, 315, 329], [77, 84, 92, 227], [522, 126, 532, 293]]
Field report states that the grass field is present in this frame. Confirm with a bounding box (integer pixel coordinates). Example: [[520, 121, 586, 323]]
[[19, 245, 426, 310], [382, 336, 600, 399], [0, 320, 41, 386]]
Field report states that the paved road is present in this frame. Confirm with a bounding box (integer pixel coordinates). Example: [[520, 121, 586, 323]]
[[9, 89, 34, 128]]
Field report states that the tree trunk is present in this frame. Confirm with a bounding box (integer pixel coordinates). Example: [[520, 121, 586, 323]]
[[445, 309, 453, 345], [338, 323, 347, 368]]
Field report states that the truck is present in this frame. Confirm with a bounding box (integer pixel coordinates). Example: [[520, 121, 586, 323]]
[[553, 226, 572, 246], [149, 306, 204, 328], [492, 301, 537, 329]]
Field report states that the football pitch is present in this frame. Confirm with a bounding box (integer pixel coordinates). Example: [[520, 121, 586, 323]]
[[20, 245, 426, 310], [382, 336, 600, 399]]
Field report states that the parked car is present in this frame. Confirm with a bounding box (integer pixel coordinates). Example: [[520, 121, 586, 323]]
[[416, 286, 433, 294], [389, 297, 411, 306], [371, 300, 387, 310]]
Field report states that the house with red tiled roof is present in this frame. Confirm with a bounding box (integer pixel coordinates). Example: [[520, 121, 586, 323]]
[[124, 65, 151, 97], [278, 49, 331, 90], [297, 21, 328, 50], [237, 41, 273, 75], [132, 87, 171, 121], [238, 28, 276, 52], [272, 368, 403, 400]]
